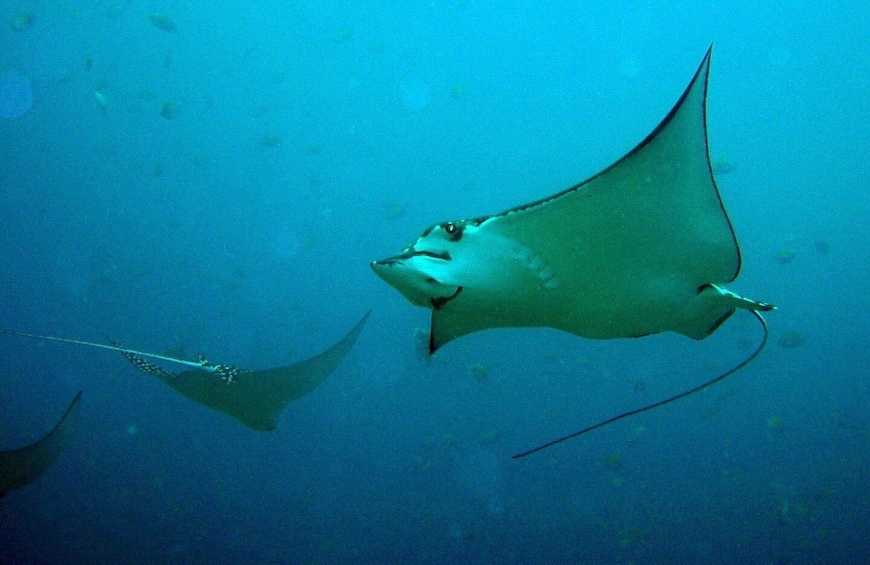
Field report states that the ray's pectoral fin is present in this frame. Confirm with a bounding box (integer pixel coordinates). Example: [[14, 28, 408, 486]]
[[119, 312, 371, 431], [0, 391, 82, 499], [429, 299, 497, 354]]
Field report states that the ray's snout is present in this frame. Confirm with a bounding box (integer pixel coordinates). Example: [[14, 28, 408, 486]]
[[371, 256, 401, 268], [370, 256, 403, 287]]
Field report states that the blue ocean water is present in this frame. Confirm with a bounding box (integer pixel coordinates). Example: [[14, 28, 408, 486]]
[[1, 1, 868, 562]]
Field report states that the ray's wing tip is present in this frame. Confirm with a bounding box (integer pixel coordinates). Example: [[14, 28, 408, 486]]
[[427, 319, 443, 355], [51, 390, 83, 438], [351, 309, 372, 328], [64, 391, 83, 417], [350, 310, 372, 334]]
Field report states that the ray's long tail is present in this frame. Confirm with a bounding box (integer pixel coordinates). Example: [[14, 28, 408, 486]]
[[511, 309, 771, 459]]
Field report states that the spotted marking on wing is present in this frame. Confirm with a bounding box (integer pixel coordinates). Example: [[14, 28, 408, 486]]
[[511, 241, 559, 289]]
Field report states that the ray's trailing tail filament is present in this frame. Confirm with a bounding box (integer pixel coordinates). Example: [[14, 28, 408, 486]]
[[511, 310, 770, 459], [0, 329, 218, 372]]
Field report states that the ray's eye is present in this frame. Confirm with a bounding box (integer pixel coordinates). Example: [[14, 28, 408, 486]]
[[444, 223, 457, 234]]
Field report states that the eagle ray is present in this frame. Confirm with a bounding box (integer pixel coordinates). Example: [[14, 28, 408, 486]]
[[1, 312, 369, 431], [371, 46, 774, 458]]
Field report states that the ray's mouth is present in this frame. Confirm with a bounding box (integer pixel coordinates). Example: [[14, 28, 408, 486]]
[[430, 285, 462, 310], [372, 249, 451, 267]]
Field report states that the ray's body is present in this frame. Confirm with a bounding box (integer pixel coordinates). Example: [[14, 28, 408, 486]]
[[371, 47, 774, 457]]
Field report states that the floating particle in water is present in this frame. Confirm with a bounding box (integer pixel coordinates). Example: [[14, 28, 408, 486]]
[[712, 158, 734, 174], [10, 13, 34, 32], [382, 200, 406, 220], [469, 364, 488, 384], [774, 248, 796, 264], [332, 28, 355, 43], [449, 83, 466, 99], [778, 331, 805, 349], [94, 89, 108, 115], [828, 411, 846, 428], [105, 5, 125, 19], [160, 102, 179, 119], [766, 415, 785, 433], [603, 453, 624, 470], [149, 13, 177, 32], [258, 133, 282, 147]]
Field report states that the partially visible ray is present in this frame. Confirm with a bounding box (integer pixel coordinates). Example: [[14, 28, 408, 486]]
[[1, 312, 369, 431], [0, 391, 82, 499], [512, 310, 769, 459]]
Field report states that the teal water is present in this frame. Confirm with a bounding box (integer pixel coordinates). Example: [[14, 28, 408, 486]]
[[1, 1, 868, 563]]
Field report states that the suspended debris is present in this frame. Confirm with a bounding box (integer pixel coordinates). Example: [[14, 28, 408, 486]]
[[149, 13, 177, 32]]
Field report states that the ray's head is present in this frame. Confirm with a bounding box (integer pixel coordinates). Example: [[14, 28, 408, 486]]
[[371, 219, 486, 310]]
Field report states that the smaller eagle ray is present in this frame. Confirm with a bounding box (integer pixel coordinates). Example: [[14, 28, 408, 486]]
[[0, 391, 82, 499], [371, 46, 775, 458], [0, 312, 369, 431]]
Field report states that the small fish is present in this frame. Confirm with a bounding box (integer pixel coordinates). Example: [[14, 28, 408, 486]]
[[711, 158, 734, 175], [160, 102, 179, 120], [94, 90, 108, 115], [381, 200, 406, 220], [778, 331, 805, 349], [258, 133, 282, 147], [331, 29, 355, 43], [469, 363, 488, 383], [774, 248, 796, 264], [10, 13, 34, 32], [149, 13, 177, 32]]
